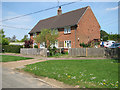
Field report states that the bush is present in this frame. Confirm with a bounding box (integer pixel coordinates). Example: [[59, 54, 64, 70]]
[[34, 45, 38, 48], [48, 46, 57, 56], [2, 45, 23, 53], [24, 40, 33, 48], [80, 42, 90, 48]]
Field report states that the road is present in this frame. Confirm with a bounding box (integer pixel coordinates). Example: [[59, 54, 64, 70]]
[[2, 66, 52, 88]]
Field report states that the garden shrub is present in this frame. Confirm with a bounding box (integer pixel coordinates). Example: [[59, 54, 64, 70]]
[[34, 45, 38, 48], [80, 42, 90, 48], [2, 45, 23, 53], [48, 46, 57, 56]]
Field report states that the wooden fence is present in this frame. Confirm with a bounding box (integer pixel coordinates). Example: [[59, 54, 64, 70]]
[[69, 48, 120, 59], [105, 48, 120, 59], [20, 48, 47, 56], [69, 48, 105, 57]]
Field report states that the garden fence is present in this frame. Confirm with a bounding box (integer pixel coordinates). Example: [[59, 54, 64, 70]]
[[20, 48, 47, 56], [69, 48, 105, 57]]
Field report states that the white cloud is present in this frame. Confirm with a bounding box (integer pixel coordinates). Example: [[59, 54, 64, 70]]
[[106, 6, 119, 11]]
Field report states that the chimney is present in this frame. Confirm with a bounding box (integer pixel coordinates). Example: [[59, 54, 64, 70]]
[[57, 6, 62, 15]]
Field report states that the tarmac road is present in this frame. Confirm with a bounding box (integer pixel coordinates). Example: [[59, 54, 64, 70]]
[[1, 66, 52, 88]]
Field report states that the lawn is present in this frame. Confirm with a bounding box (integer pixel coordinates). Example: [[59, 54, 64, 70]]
[[23, 59, 119, 88], [0, 55, 33, 62]]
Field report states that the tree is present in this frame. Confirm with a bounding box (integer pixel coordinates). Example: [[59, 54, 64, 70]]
[[0, 29, 9, 45], [100, 30, 109, 41], [21, 35, 29, 42], [34, 29, 58, 48], [24, 40, 33, 48], [11, 35, 16, 42]]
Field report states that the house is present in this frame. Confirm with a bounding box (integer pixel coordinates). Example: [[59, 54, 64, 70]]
[[29, 6, 100, 50]]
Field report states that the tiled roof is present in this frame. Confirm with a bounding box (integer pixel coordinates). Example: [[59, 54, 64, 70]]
[[29, 6, 88, 34]]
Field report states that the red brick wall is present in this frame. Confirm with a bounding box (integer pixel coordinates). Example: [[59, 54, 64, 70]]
[[76, 6, 100, 48]]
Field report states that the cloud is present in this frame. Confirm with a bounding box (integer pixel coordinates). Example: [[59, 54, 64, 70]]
[[106, 6, 119, 11]]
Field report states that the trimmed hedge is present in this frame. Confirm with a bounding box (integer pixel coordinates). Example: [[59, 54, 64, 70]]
[[2, 45, 23, 53]]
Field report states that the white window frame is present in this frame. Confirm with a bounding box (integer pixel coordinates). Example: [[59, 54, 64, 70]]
[[64, 40, 71, 48], [33, 33, 36, 37], [40, 42, 45, 48], [50, 41, 58, 48], [51, 29, 58, 35], [64, 26, 71, 34]]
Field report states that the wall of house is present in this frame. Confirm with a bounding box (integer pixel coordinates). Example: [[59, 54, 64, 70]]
[[76, 6, 100, 48], [57, 26, 76, 48]]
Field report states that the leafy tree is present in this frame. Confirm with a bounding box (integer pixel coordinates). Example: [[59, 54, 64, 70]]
[[100, 30, 109, 41], [24, 40, 33, 48], [11, 35, 16, 42], [0, 29, 9, 45], [21, 35, 29, 42], [2, 38, 9, 45], [34, 29, 58, 48], [0, 29, 5, 38]]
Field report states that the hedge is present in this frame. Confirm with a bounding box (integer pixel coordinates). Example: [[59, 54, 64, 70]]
[[2, 45, 23, 53]]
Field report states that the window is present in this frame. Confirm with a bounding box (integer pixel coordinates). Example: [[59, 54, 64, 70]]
[[51, 41, 58, 48], [51, 29, 58, 35], [64, 27, 71, 34], [40, 42, 45, 48], [64, 40, 71, 48], [33, 33, 36, 37]]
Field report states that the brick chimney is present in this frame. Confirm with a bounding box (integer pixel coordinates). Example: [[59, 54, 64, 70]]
[[57, 6, 62, 15]]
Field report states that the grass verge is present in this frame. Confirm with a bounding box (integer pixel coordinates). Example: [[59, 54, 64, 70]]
[[0, 55, 33, 62], [23, 59, 118, 88]]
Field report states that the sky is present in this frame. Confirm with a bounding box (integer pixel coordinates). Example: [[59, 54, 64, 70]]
[[1, 1, 119, 40]]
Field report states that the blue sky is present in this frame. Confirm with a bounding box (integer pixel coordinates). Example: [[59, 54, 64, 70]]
[[2, 2, 118, 40]]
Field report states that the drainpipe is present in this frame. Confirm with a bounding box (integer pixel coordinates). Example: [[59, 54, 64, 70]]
[[75, 25, 78, 48]]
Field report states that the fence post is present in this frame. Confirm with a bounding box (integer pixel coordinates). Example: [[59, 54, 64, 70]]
[[86, 48, 87, 56]]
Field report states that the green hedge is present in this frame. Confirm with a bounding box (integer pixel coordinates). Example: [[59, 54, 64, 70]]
[[2, 45, 23, 53]]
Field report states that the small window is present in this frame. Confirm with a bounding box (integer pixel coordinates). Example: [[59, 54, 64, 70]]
[[40, 42, 45, 48], [64, 28, 67, 34], [33, 33, 36, 37], [68, 28, 71, 33], [55, 29, 58, 34], [64, 26, 71, 34]]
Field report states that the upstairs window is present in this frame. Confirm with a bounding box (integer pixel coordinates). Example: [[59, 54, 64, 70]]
[[51, 29, 58, 35], [64, 26, 71, 34], [33, 33, 36, 37]]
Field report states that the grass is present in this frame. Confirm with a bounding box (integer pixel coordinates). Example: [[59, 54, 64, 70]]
[[23, 59, 119, 88], [0, 55, 33, 62]]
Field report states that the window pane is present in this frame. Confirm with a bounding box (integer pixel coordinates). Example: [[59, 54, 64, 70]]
[[65, 41, 66, 47], [69, 41, 71, 48], [68, 28, 71, 33], [64, 28, 67, 34]]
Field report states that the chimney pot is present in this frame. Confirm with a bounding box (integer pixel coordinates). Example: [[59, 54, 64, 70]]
[[57, 6, 62, 15]]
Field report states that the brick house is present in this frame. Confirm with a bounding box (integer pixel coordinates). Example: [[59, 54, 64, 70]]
[[29, 6, 100, 49]]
